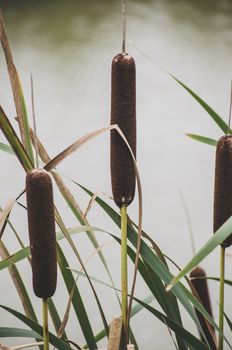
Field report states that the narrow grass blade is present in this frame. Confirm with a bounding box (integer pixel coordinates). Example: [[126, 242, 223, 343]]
[[0, 107, 33, 172], [129, 42, 228, 134], [186, 134, 217, 147], [0, 306, 73, 350], [198, 276, 232, 287], [172, 77, 228, 133], [0, 246, 30, 271], [167, 216, 232, 290], [0, 13, 34, 162], [223, 310, 232, 333], [0, 328, 40, 338], [56, 244, 97, 349], [0, 142, 14, 155], [0, 241, 37, 323], [134, 298, 210, 350]]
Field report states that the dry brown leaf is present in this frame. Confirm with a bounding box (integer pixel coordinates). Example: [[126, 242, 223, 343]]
[[44, 126, 112, 171], [0, 343, 10, 350], [83, 191, 113, 219], [0, 199, 15, 233], [0, 13, 26, 149], [11, 342, 44, 350]]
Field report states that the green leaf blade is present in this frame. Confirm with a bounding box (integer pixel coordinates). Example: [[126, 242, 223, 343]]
[[186, 134, 217, 147]]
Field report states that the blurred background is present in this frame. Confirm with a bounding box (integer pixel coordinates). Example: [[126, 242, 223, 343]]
[[0, 0, 232, 348]]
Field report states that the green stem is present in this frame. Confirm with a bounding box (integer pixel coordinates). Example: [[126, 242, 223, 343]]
[[43, 298, 49, 350], [218, 246, 225, 350], [121, 205, 128, 333]]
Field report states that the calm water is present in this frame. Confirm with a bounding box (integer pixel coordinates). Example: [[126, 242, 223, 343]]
[[0, 0, 232, 348]]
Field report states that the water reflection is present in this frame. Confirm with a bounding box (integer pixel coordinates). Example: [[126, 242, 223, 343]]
[[0, 0, 232, 47]]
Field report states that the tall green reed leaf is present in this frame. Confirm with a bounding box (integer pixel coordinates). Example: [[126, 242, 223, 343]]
[[167, 216, 232, 290], [0, 106, 33, 172], [56, 244, 97, 349], [129, 41, 228, 134], [223, 311, 232, 333], [186, 134, 217, 147], [0, 327, 40, 339], [0, 305, 73, 350], [0, 142, 14, 155], [172, 77, 229, 133]]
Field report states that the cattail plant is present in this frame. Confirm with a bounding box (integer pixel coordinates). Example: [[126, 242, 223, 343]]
[[213, 133, 232, 350], [214, 134, 232, 247], [110, 0, 136, 339], [190, 266, 216, 349], [26, 169, 57, 350]]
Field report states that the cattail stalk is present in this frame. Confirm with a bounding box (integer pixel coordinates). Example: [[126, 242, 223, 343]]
[[218, 246, 225, 350], [43, 298, 49, 350], [214, 135, 232, 248], [26, 169, 57, 298], [190, 266, 216, 349], [121, 205, 128, 329], [26, 169, 57, 350], [111, 51, 136, 341], [214, 134, 232, 349]]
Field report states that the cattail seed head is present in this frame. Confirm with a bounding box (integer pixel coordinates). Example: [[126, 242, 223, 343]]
[[110, 53, 136, 208], [190, 266, 216, 349], [214, 134, 232, 247], [26, 169, 57, 299]]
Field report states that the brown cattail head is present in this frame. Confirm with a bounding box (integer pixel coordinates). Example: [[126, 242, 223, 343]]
[[214, 134, 232, 247], [110, 53, 136, 208], [190, 266, 216, 349], [26, 169, 57, 299]]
